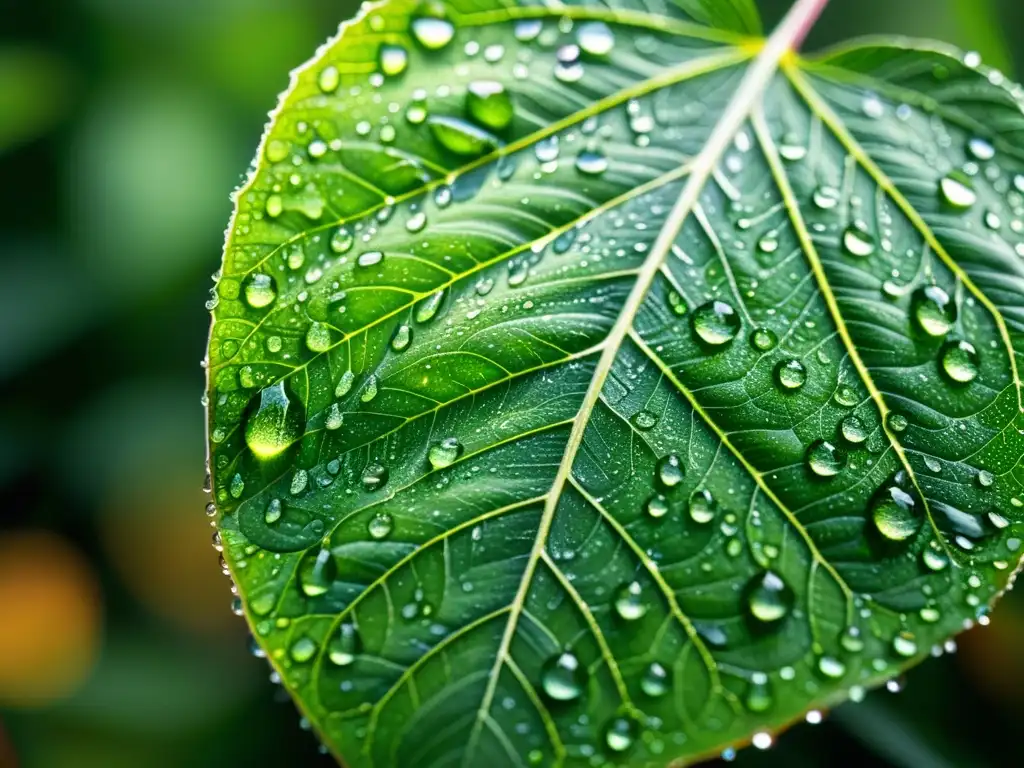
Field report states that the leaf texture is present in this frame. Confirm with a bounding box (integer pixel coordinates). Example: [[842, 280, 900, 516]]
[[205, 1, 1024, 765]]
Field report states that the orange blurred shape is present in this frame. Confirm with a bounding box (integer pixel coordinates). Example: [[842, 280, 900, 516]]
[[959, 599, 1024, 707], [0, 531, 101, 707], [100, 473, 241, 638]]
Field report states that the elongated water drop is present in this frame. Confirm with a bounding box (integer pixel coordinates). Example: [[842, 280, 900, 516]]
[[245, 381, 304, 459], [640, 662, 668, 697], [328, 622, 360, 666], [689, 489, 716, 524], [335, 369, 355, 398], [378, 44, 408, 76], [429, 116, 497, 156], [290, 636, 317, 663], [466, 80, 513, 131], [391, 324, 412, 352], [243, 273, 277, 309], [613, 581, 647, 621], [306, 322, 332, 353], [299, 548, 336, 597], [368, 512, 394, 540], [577, 21, 615, 56], [415, 289, 445, 323]]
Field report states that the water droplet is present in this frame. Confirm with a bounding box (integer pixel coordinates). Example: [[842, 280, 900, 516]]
[[977, 469, 995, 488], [290, 636, 318, 663], [806, 440, 845, 477], [939, 172, 976, 209], [775, 359, 807, 390], [843, 222, 876, 257], [834, 385, 859, 407], [750, 327, 777, 351], [841, 415, 868, 444], [306, 322, 333, 353], [911, 285, 956, 337], [940, 339, 980, 383], [656, 454, 684, 487], [245, 381, 304, 459], [318, 65, 340, 93], [817, 655, 846, 679], [604, 716, 637, 753], [967, 137, 995, 161], [466, 80, 513, 131], [361, 463, 389, 491], [757, 234, 779, 254], [692, 300, 740, 346], [887, 412, 908, 432], [335, 370, 355, 398], [429, 115, 497, 155], [541, 652, 585, 701], [391, 324, 412, 352], [892, 632, 917, 658], [812, 185, 840, 209], [411, 6, 455, 51], [640, 662, 668, 697], [514, 19, 542, 42], [360, 375, 378, 403], [300, 549, 336, 597], [577, 21, 615, 56], [689, 489, 716, 524], [745, 674, 772, 712], [922, 545, 949, 571], [428, 437, 463, 469], [244, 273, 277, 309], [645, 493, 669, 519], [841, 627, 865, 653], [575, 150, 608, 175], [368, 512, 394, 539], [378, 44, 408, 76], [613, 581, 648, 621], [290, 469, 308, 495], [327, 622, 360, 666], [357, 250, 383, 268], [745, 571, 794, 624], [872, 478, 921, 541], [632, 409, 658, 430], [265, 498, 282, 524], [325, 402, 344, 431], [330, 227, 353, 254], [415, 289, 445, 323]]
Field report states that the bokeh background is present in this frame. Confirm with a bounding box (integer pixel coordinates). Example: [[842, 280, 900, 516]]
[[1, 1, 1023, 766]]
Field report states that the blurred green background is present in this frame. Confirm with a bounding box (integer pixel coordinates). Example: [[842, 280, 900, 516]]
[[1, 1, 1023, 766]]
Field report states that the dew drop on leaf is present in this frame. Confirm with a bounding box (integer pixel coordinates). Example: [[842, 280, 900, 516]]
[[892, 632, 917, 658], [939, 339, 980, 383], [842, 222, 876, 257], [805, 440, 845, 477], [265, 498, 282, 524], [691, 300, 740, 345], [576, 21, 615, 56], [745, 571, 793, 624], [817, 655, 846, 679], [575, 150, 608, 175], [299, 549, 336, 597], [910, 284, 956, 337], [245, 381, 304, 460], [378, 44, 408, 76], [391, 324, 412, 352], [640, 662, 669, 697], [613, 581, 648, 621], [317, 65, 339, 93], [361, 463, 389, 491], [840, 415, 868, 444], [415, 289, 445, 323], [604, 716, 638, 753], [872, 477, 921, 541], [306, 322, 333, 353], [290, 636, 318, 663], [938, 172, 977, 210], [243, 273, 277, 309], [428, 437, 463, 469], [335, 369, 355, 398], [368, 512, 394, 540], [632, 409, 658, 430], [540, 652, 585, 701], [645, 493, 669, 519], [688, 489, 716, 524], [655, 454, 684, 487], [410, 3, 455, 51], [325, 402, 343, 431], [775, 358, 807, 390], [466, 80, 513, 131], [745, 674, 772, 712], [327, 622, 360, 666], [750, 327, 777, 351], [357, 250, 384, 268]]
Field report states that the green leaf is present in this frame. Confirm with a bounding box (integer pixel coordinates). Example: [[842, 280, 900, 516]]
[[206, 0, 1024, 765]]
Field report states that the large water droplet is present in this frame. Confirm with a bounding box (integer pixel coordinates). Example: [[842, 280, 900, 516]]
[[306, 322, 333, 353], [806, 440, 845, 477], [378, 44, 408, 76], [577, 21, 615, 56], [940, 339, 980, 383], [415, 289, 445, 323], [362, 462, 389, 491], [411, 4, 455, 51], [368, 511, 394, 539], [290, 636, 318, 663], [632, 409, 658, 430], [613, 581, 648, 621], [391, 324, 412, 352], [575, 150, 608, 175], [840, 415, 868, 444], [604, 716, 637, 753], [745, 674, 772, 713], [656, 454, 684, 488], [335, 370, 355, 398], [750, 327, 777, 351], [244, 273, 277, 309], [428, 437, 463, 469], [645, 493, 669, 519], [872, 476, 921, 541], [745, 571, 794, 625], [775, 359, 807, 390], [327, 622, 360, 666], [300, 548, 336, 597], [466, 80, 513, 131], [541, 651, 586, 701], [640, 662, 668, 697], [692, 300, 740, 346], [911, 285, 956, 337], [245, 381, 304, 459], [939, 172, 976, 210], [689, 489, 716, 524], [817, 655, 846, 679], [842, 222, 876, 257]]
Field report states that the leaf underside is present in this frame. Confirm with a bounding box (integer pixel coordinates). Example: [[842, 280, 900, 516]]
[[205, 1, 1024, 766]]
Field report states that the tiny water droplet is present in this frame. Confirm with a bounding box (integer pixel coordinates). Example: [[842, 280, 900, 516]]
[[843, 222, 876, 257], [378, 44, 408, 76], [750, 327, 777, 351], [645, 493, 669, 519], [632, 409, 658, 430], [604, 716, 637, 753]]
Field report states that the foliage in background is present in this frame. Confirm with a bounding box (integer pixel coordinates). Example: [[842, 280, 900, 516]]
[[2, 1, 1024, 767]]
